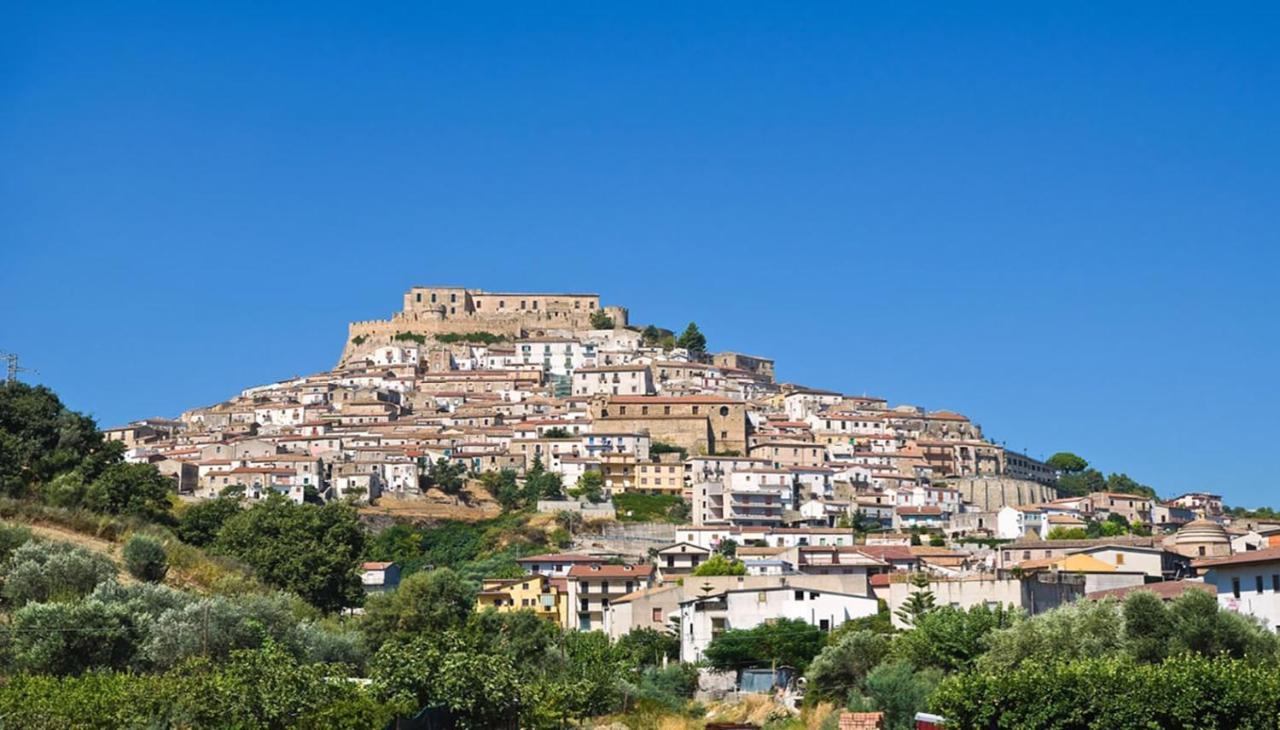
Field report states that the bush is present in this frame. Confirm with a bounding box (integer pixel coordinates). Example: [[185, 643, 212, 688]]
[[612, 493, 687, 523], [931, 654, 1280, 729], [805, 629, 891, 702], [0, 521, 32, 562], [176, 497, 241, 547], [1, 541, 116, 607], [123, 534, 168, 582]]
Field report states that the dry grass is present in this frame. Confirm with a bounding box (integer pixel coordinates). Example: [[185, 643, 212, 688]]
[[360, 491, 501, 522]]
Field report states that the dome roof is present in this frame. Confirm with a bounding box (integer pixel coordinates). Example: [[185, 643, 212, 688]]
[[1174, 519, 1229, 545]]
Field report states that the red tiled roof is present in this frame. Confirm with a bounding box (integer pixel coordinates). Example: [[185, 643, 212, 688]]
[[567, 564, 655, 578]]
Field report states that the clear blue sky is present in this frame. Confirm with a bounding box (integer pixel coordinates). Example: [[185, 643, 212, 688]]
[[3, 3, 1277, 505]]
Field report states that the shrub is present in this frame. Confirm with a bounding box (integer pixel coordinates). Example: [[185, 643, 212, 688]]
[[931, 654, 1280, 729], [123, 534, 168, 582], [1, 541, 116, 607], [0, 521, 32, 562], [805, 629, 890, 701]]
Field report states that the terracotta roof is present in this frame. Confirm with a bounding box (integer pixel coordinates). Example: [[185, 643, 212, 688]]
[[516, 553, 605, 564], [1195, 546, 1280, 569], [605, 395, 738, 404], [567, 564, 656, 578], [1086, 580, 1214, 602]]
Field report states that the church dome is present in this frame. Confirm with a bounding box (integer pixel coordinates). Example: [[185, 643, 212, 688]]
[[1174, 519, 1229, 545]]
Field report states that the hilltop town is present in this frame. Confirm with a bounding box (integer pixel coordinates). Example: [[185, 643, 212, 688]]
[[105, 286, 1272, 673]]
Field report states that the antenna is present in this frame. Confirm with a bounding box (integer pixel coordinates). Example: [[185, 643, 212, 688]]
[[0, 352, 36, 384]]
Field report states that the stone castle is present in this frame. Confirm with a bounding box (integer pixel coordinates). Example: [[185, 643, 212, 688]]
[[341, 286, 629, 363]]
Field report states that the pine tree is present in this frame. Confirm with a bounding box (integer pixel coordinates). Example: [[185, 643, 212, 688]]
[[895, 572, 936, 627], [676, 322, 707, 354]]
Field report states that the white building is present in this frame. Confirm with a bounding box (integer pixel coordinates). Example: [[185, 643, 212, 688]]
[[678, 586, 878, 662], [572, 364, 654, 397], [1199, 548, 1280, 631], [997, 505, 1047, 540], [518, 338, 597, 376]]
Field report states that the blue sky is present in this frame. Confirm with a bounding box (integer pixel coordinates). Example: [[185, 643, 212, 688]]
[[3, 3, 1277, 505]]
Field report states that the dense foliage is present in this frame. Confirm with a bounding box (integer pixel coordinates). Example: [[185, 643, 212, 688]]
[[213, 496, 365, 612]]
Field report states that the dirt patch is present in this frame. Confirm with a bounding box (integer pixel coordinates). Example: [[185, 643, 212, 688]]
[[359, 493, 501, 523]]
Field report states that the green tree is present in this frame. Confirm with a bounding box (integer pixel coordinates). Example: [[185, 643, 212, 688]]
[[0, 382, 111, 497], [1, 540, 116, 607], [589, 310, 615, 329], [85, 462, 174, 523], [361, 568, 476, 649], [139, 592, 304, 669], [1122, 590, 1172, 664], [0, 522, 32, 562], [613, 627, 679, 668], [848, 660, 942, 730], [675, 322, 707, 354], [691, 553, 746, 576], [640, 325, 662, 346], [1046, 452, 1088, 474], [894, 573, 936, 628], [979, 597, 1125, 670], [1105, 472, 1157, 499], [715, 538, 738, 558], [425, 458, 468, 496], [931, 654, 1280, 730], [1058, 468, 1106, 497], [372, 632, 525, 729], [804, 629, 890, 701], [569, 470, 605, 503], [480, 469, 522, 510], [892, 604, 1018, 673], [176, 497, 241, 547], [703, 618, 823, 672], [122, 534, 168, 582], [213, 496, 365, 612], [7, 598, 138, 675]]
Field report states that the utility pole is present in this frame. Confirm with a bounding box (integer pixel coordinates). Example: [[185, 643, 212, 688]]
[[0, 352, 35, 384]]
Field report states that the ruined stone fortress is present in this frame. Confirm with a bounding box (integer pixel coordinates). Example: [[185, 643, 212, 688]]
[[341, 286, 630, 363]]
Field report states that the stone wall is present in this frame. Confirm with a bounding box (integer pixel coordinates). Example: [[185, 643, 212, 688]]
[[946, 476, 1060, 511]]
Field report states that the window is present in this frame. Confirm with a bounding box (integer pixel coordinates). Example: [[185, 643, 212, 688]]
[[1199, 546, 1206, 556], [1022, 551, 1031, 560], [1233, 577, 1241, 598], [415, 293, 422, 303], [794, 590, 805, 600], [431, 293, 437, 303], [1115, 554, 1125, 565], [652, 607, 663, 622], [1274, 575, 1279, 593], [692, 406, 700, 415], [719, 406, 730, 417], [1258, 576, 1266, 594]]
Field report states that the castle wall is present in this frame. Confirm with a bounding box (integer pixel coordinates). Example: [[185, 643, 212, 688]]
[[948, 476, 1060, 511], [339, 287, 629, 365]]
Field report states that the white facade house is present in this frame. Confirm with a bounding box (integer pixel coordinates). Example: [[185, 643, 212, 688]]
[[1199, 549, 1280, 631], [997, 505, 1047, 540], [582, 431, 651, 460], [678, 586, 878, 662], [518, 338, 597, 376], [572, 364, 654, 397]]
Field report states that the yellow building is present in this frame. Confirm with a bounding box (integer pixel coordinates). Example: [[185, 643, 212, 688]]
[[475, 573, 569, 626]]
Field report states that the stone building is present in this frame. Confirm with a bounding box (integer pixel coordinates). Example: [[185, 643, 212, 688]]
[[589, 395, 749, 454], [341, 287, 628, 363]]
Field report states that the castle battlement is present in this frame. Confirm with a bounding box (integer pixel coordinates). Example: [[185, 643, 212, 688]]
[[339, 286, 628, 365]]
